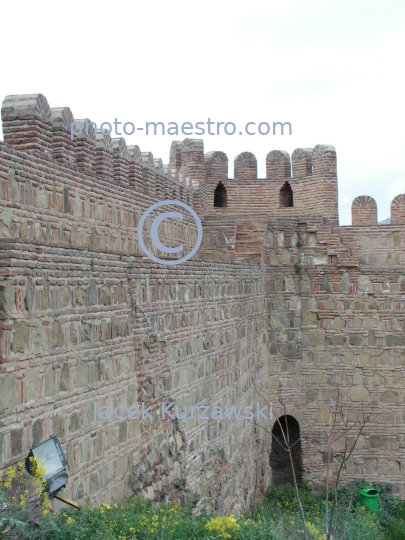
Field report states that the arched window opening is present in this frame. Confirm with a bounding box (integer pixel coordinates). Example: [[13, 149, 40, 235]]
[[214, 182, 228, 208], [280, 182, 293, 207], [270, 415, 302, 486]]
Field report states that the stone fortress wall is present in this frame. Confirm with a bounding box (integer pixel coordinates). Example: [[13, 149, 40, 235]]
[[0, 93, 404, 512]]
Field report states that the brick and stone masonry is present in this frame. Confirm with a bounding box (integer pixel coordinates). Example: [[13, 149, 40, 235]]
[[0, 93, 404, 512]]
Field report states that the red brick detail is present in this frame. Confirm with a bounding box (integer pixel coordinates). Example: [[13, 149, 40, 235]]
[[352, 195, 378, 225], [234, 152, 257, 181], [391, 194, 405, 224], [1, 94, 52, 159], [266, 150, 290, 180]]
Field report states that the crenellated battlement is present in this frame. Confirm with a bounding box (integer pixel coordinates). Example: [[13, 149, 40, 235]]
[[351, 194, 405, 226], [0, 94, 202, 265], [2, 95, 405, 231], [1, 94, 193, 202], [167, 139, 341, 220], [204, 143, 339, 221]]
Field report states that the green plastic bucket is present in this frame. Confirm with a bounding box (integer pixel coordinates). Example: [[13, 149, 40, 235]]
[[359, 488, 379, 513]]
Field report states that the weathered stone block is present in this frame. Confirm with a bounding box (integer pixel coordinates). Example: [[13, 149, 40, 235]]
[[53, 414, 65, 437], [359, 348, 372, 365], [372, 371, 383, 386], [52, 321, 64, 348], [386, 335, 405, 347], [349, 334, 363, 347], [339, 272, 349, 293], [354, 368, 363, 385], [320, 274, 330, 292], [378, 350, 390, 365], [42, 275, 50, 310], [45, 367, 55, 397], [370, 435, 385, 449], [75, 360, 88, 388], [342, 351, 354, 365], [321, 351, 332, 364], [332, 317, 342, 330], [368, 296, 377, 309], [101, 285, 113, 305], [350, 386, 369, 402], [10, 428, 23, 456], [285, 277, 295, 291], [119, 421, 127, 443], [357, 276, 372, 293], [59, 286, 70, 308], [89, 280, 98, 305], [333, 335, 345, 346], [363, 458, 378, 474], [269, 316, 283, 329], [89, 472, 100, 494], [281, 249, 291, 264], [0, 281, 14, 313], [81, 323, 92, 342], [69, 412, 81, 432], [32, 418, 43, 446], [24, 370, 38, 402], [306, 388, 319, 402], [368, 329, 376, 346], [300, 275, 311, 292], [308, 329, 325, 346], [302, 310, 317, 326], [11, 321, 28, 353], [380, 390, 399, 403], [60, 362, 70, 391]]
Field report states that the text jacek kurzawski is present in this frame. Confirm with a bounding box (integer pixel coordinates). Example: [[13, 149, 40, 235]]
[[90, 401, 273, 424]]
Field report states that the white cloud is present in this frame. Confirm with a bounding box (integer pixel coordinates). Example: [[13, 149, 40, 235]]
[[0, 0, 404, 226]]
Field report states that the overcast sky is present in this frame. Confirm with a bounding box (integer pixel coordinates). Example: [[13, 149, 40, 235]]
[[1, 0, 404, 225]]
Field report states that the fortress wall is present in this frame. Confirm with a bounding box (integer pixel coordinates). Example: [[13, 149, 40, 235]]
[[0, 237, 271, 510], [0, 95, 271, 511], [0, 141, 198, 266], [1, 92, 405, 509], [170, 139, 206, 216], [199, 146, 338, 222], [264, 217, 405, 495], [300, 263, 405, 495], [342, 226, 405, 267]]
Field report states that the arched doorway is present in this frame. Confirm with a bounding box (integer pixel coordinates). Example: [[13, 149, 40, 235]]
[[270, 415, 302, 486], [214, 181, 227, 207]]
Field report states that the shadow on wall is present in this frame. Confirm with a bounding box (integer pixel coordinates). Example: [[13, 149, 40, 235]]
[[270, 415, 302, 486], [214, 181, 228, 207], [279, 182, 293, 208]]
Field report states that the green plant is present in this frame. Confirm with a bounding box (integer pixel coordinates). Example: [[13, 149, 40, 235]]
[[294, 263, 301, 274], [0, 459, 52, 539], [252, 381, 309, 538], [265, 483, 391, 539], [204, 515, 240, 538], [5, 485, 399, 540], [386, 520, 405, 540]]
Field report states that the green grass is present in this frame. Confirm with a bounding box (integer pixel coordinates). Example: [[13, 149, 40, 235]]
[[15, 483, 405, 540]]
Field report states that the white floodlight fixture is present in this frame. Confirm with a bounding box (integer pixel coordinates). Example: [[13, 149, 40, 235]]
[[25, 435, 68, 497]]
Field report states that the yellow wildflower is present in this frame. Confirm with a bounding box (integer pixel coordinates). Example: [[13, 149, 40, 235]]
[[205, 515, 240, 539]]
